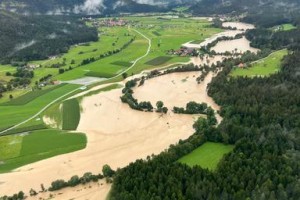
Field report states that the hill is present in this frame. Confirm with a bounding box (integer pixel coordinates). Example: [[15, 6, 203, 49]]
[[0, 11, 98, 64], [190, 0, 300, 27], [0, 0, 193, 15]]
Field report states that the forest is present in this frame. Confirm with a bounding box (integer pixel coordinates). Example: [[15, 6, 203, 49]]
[[0, 0, 169, 15], [191, 0, 300, 27], [0, 11, 98, 64]]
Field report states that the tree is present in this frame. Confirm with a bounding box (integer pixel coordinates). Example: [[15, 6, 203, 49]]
[[102, 164, 115, 177], [122, 72, 128, 79], [29, 188, 37, 196], [59, 68, 65, 74], [68, 175, 80, 187], [9, 94, 13, 100], [49, 180, 67, 191], [17, 191, 24, 199], [162, 107, 168, 114], [40, 184, 45, 192], [156, 101, 164, 109]]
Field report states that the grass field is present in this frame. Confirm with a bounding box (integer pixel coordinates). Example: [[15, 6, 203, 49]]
[[62, 99, 80, 130], [0, 84, 79, 131], [272, 23, 297, 32], [145, 56, 173, 65], [1, 84, 64, 106], [230, 49, 288, 77], [0, 129, 86, 173], [178, 142, 234, 171]]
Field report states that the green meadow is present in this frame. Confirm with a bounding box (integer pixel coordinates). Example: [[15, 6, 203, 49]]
[[0, 83, 79, 131], [230, 49, 288, 77], [62, 99, 80, 130], [0, 129, 86, 172], [178, 142, 234, 171], [272, 23, 297, 32]]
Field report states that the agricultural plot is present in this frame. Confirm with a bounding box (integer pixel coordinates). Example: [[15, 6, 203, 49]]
[[178, 142, 234, 171], [0, 129, 86, 172], [62, 99, 80, 130], [145, 56, 173, 66], [0, 84, 79, 131], [1, 84, 64, 106], [110, 61, 132, 67], [230, 49, 287, 77]]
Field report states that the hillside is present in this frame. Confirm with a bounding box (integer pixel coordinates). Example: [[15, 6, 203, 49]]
[[190, 0, 300, 27], [0, 11, 98, 63], [0, 0, 191, 14]]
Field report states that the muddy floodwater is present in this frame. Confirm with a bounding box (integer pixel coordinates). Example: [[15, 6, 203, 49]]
[[212, 36, 259, 53]]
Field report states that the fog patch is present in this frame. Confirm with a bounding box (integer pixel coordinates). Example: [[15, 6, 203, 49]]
[[73, 0, 105, 15], [47, 33, 57, 39], [14, 40, 36, 51]]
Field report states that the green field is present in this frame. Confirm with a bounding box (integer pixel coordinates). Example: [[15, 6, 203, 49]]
[[1, 84, 64, 106], [0, 129, 86, 172], [178, 142, 234, 170], [230, 49, 288, 77], [272, 23, 297, 32], [0, 84, 79, 131], [145, 56, 173, 65], [62, 99, 80, 130]]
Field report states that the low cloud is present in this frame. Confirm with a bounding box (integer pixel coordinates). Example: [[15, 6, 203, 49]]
[[73, 0, 105, 14], [14, 40, 36, 51]]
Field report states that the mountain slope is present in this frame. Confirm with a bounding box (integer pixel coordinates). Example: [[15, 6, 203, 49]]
[[0, 0, 191, 14], [0, 11, 98, 63]]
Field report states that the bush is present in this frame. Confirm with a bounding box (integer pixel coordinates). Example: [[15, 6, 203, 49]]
[[49, 179, 67, 191], [102, 164, 115, 177]]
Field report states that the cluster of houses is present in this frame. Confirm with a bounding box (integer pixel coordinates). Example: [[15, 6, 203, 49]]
[[88, 18, 129, 27], [167, 47, 197, 56]]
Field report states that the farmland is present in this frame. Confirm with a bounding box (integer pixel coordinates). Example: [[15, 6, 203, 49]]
[[0, 83, 79, 131], [178, 142, 234, 170], [62, 99, 80, 130], [0, 129, 86, 173], [230, 49, 288, 77]]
